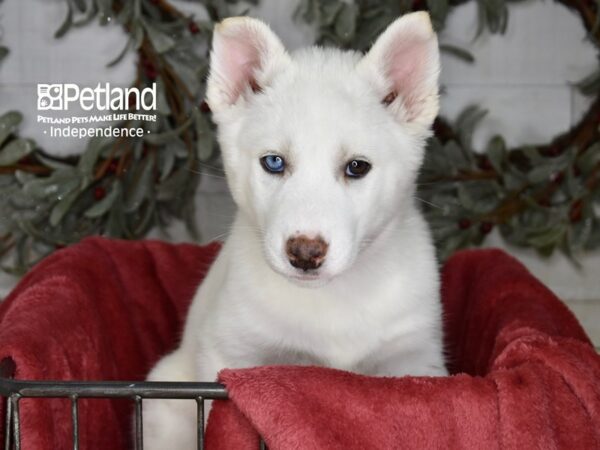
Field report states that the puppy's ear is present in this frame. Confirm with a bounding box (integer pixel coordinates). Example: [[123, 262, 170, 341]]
[[206, 17, 290, 114], [358, 12, 440, 132]]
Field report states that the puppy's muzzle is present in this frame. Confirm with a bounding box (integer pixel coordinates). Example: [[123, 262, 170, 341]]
[[286, 235, 329, 271]]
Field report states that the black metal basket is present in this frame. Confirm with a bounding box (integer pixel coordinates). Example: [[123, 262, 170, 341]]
[[0, 358, 266, 450]]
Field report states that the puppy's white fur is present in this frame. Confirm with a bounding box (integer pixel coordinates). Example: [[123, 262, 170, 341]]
[[143, 12, 446, 449]]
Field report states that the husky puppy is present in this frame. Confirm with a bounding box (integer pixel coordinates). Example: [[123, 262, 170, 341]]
[[144, 12, 446, 449]]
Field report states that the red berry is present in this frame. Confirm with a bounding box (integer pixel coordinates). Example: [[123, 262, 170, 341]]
[[480, 222, 494, 234], [107, 160, 118, 174], [189, 22, 200, 34], [478, 157, 493, 171], [200, 100, 211, 113], [145, 65, 158, 80], [550, 171, 564, 184], [569, 200, 583, 223], [141, 56, 151, 69], [458, 218, 472, 229], [94, 186, 106, 200]]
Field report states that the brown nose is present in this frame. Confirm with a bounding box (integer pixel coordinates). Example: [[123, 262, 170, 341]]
[[286, 235, 328, 271]]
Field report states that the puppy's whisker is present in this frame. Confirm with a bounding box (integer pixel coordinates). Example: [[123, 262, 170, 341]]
[[414, 196, 442, 210], [186, 168, 228, 180], [203, 211, 237, 220], [195, 161, 226, 173], [415, 181, 443, 186], [207, 231, 231, 242]]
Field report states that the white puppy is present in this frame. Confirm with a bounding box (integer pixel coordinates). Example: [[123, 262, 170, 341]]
[[144, 12, 446, 449]]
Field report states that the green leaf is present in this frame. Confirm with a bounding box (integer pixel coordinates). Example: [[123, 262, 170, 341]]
[[577, 143, 600, 175], [593, 0, 600, 34], [0, 47, 9, 63], [526, 149, 572, 184], [78, 136, 111, 178], [72, 0, 86, 13], [164, 54, 201, 97], [0, 139, 35, 166], [526, 225, 565, 249], [49, 188, 81, 227], [143, 21, 175, 53], [521, 146, 543, 164], [352, 14, 390, 51], [84, 181, 121, 218], [526, 164, 556, 184], [16, 219, 55, 246], [97, 0, 114, 25], [132, 24, 144, 50], [427, 0, 450, 31], [457, 184, 475, 210], [0, 111, 23, 147], [154, 79, 171, 115], [157, 166, 189, 201], [455, 106, 487, 150], [319, 1, 343, 26], [486, 135, 506, 172], [103, 191, 128, 237], [502, 167, 526, 191], [443, 141, 470, 171], [294, 0, 317, 23], [54, 2, 74, 38], [73, 0, 98, 27], [440, 44, 474, 63], [195, 114, 214, 162], [35, 152, 73, 171], [159, 146, 176, 182], [115, 0, 133, 25], [14, 170, 36, 186], [106, 37, 131, 68], [438, 231, 471, 261], [575, 67, 600, 96], [568, 216, 594, 253], [133, 198, 156, 236], [23, 169, 81, 200], [334, 3, 358, 43], [565, 166, 584, 198], [144, 115, 193, 145], [124, 154, 155, 212]]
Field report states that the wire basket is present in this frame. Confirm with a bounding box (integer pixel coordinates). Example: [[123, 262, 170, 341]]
[[0, 357, 266, 450]]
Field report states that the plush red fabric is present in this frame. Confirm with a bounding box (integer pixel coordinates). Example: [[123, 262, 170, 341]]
[[207, 249, 600, 449], [0, 237, 598, 449], [0, 237, 221, 449]]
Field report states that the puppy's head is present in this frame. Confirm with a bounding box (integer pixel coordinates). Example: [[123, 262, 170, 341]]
[[207, 13, 440, 286]]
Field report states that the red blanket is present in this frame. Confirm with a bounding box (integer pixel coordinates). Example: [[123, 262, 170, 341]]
[[0, 237, 598, 449]]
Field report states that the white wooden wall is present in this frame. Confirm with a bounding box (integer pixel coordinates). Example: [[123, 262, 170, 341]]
[[1, 0, 599, 346]]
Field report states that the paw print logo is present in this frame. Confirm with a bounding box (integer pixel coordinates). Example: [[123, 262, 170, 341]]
[[37, 84, 63, 110]]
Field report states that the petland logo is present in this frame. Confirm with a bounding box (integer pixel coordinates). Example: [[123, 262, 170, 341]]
[[37, 83, 156, 111]]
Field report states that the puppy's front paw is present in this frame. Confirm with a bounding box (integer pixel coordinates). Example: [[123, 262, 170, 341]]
[[142, 398, 197, 450]]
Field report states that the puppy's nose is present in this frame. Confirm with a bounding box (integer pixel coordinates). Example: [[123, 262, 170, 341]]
[[286, 235, 328, 271]]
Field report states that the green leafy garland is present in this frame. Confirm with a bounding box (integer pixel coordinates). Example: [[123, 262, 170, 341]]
[[0, 0, 244, 273], [0, 0, 598, 273], [299, 0, 600, 261]]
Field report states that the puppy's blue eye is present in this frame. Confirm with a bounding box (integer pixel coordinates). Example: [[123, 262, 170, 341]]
[[260, 155, 285, 174], [345, 160, 371, 178]]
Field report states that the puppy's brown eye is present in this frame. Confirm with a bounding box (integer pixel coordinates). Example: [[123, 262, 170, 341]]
[[345, 160, 371, 178]]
